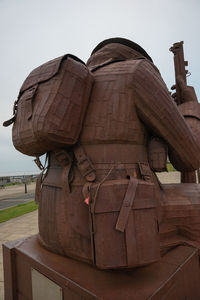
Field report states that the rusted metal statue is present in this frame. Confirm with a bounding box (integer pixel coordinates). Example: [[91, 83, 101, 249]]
[[3, 38, 200, 299]]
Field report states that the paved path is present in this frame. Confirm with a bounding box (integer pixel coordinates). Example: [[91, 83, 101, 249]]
[[0, 182, 35, 198], [0, 183, 35, 210], [0, 172, 181, 299], [156, 171, 180, 183]]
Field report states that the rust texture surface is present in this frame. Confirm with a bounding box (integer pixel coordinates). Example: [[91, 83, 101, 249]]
[[3, 236, 200, 300], [38, 39, 200, 269], [3, 37, 200, 297], [8, 55, 94, 156]]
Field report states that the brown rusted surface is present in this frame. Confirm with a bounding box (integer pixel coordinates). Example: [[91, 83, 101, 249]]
[[2, 240, 18, 300], [3, 236, 200, 300], [148, 137, 168, 172], [160, 183, 200, 254], [9, 55, 93, 156], [37, 40, 200, 270], [3, 37, 200, 277], [89, 178, 160, 269]]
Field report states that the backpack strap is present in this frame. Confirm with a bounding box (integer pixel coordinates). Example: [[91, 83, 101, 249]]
[[74, 144, 96, 183], [53, 149, 73, 193], [74, 144, 96, 200], [3, 116, 16, 127]]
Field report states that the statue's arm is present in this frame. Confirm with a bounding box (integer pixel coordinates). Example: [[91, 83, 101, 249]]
[[133, 60, 200, 171]]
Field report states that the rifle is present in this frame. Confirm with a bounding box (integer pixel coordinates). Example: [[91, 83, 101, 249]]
[[170, 41, 197, 183], [169, 41, 188, 104]]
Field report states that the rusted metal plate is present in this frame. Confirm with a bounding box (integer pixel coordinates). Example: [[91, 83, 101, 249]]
[[3, 236, 200, 300]]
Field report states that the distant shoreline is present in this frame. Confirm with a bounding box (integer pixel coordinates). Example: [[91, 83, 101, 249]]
[[0, 172, 40, 177]]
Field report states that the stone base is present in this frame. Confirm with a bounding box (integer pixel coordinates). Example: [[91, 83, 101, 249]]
[[3, 235, 200, 300]]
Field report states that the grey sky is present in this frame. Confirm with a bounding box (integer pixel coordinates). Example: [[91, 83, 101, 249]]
[[0, 0, 199, 175]]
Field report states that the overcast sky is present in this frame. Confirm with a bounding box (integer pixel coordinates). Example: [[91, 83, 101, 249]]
[[0, 0, 199, 176]]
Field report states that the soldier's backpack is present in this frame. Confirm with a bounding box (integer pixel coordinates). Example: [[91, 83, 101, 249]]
[[3, 54, 94, 156]]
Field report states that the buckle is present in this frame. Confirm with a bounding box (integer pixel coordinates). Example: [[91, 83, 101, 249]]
[[139, 162, 152, 181], [54, 149, 72, 167], [78, 157, 96, 182]]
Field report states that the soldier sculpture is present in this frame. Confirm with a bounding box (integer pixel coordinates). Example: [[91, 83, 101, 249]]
[[37, 38, 200, 268], [3, 37, 200, 299]]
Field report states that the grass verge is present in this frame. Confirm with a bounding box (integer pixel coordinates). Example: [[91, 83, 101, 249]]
[[0, 201, 38, 223], [167, 163, 176, 172]]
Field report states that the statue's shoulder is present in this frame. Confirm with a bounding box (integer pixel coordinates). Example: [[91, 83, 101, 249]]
[[109, 58, 161, 78], [129, 58, 167, 91], [128, 58, 160, 75]]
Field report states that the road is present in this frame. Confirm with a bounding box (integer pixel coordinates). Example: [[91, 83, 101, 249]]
[[0, 182, 36, 210]]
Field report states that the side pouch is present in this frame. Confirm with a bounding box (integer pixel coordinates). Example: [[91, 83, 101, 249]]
[[148, 137, 168, 172], [38, 152, 65, 255], [89, 178, 160, 269]]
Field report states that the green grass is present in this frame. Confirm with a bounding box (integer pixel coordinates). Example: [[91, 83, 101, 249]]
[[4, 182, 23, 187], [0, 201, 38, 223], [167, 162, 176, 172]]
